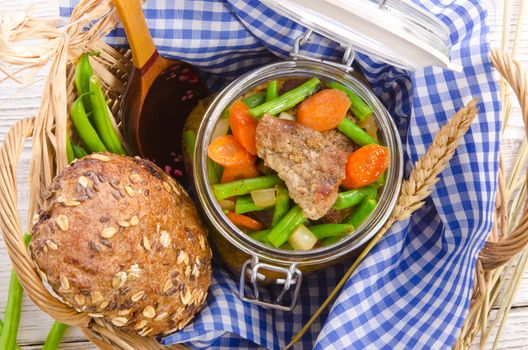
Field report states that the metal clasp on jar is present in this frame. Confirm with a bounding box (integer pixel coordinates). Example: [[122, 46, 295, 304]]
[[290, 29, 356, 72], [239, 256, 303, 311]]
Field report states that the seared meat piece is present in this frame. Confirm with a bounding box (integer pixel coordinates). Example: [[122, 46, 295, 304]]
[[319, 208, 353, 224], [279, 78, 308, 95], [256, 115, 354, 220]]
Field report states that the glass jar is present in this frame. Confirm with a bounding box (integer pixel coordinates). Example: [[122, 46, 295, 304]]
[[190, 59, 404, 310]]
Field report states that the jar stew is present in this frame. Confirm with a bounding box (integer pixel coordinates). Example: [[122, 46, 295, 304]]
[[205, 77, 388, 251]]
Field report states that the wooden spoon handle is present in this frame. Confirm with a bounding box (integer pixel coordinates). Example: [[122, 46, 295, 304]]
[[113, 0, 157, 69]]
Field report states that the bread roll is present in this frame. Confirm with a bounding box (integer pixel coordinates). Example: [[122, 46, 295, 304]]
[[30, 153, 212, 336]]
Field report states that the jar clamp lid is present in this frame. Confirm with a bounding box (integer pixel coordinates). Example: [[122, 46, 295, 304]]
[[262, 0, 461, 71]]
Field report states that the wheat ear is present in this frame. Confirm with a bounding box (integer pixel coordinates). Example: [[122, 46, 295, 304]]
[[285, 99, 480, 349]]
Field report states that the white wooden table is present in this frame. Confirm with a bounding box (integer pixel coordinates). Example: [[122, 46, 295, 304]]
[[0, 0, 527, 348]]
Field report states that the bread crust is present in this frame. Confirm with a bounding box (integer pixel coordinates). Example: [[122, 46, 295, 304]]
[[30, 153, 212, 336]]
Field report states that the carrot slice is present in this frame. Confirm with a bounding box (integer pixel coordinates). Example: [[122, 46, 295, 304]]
[[229, 100, 258, 155], [207, 135, 255, 167], [296, 89, 351, 131], [226, 212, 264, 230], [221, 162, 260, 183], [342, 144, 388, 189]]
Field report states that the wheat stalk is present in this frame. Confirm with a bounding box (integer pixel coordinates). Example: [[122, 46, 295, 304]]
[[285, 99, 480, 349]]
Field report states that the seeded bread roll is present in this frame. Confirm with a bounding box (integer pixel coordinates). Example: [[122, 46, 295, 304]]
[[30, 153, 212, 336]]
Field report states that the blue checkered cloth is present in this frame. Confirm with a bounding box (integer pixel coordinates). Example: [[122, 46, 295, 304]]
[[61, 1, 500, 348]]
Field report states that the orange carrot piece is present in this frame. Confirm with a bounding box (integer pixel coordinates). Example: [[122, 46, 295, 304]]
[[296, 89, 351, 131], [226, 212, 264, 231], [229, 100, 258, 155], [221, 162, 260, 183], [342, 144, 388, 189], [207, 135, 256, 167]]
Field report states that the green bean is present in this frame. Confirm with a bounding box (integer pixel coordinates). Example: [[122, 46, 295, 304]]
[[89, 76, 127, 155], [266, 80, 279, 102], [308, 224, 354, 239], [271, 184, 290, 227], [207, 159, 223, 185], [249, 229, 270, 243], [71, 143, 88, 159], [280, 242, 294, 250], [333, 186, 377, 210], [249, 78, 320, 118], [267, 205, 306, 248], [0, 234, 31, 350], [337, 118, 377, 146], [327, 82, 373, 121], [235, 195, 268, 214], [213, 175, 282, 200], [372, 171, 386, 188], [346, 198, 377, 228], [42, 321, 68, 350], [66, 138, 75, 164], [322, 235, 346, 246], [75, 53, 94, 114], [70, 98, 107, 153], [243, 92, 266, 108], [183, 130, 196, 163], [0, 320, 20, 350]]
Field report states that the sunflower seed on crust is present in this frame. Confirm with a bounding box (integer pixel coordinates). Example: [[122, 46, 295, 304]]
[[198, 235, 206, 250], [142, 305, 156, 318], [90, 291, 103, 304], [56, 215, 69, 231], [89, 313, 104, 318], [63, 200, 81, 207], [180, 288, 192, 305], [162, 181, 171, 192], [90, 154, 110, 162], [111, 317, 128, 327], [78, 176, 89, 188], [74, 294, 85, 305], [192, 264, 200, 279], [118, 220, 130, 228], [177, 251, 188, 265], [101, 226, 117, 238], [130, 215, 139, 226], [112, 271, 127, 289], [160, 231, 171, 248], [125, 186, 135, 197], [131, 291, 145, 302], [129, 173, 142, 183], [45, 240, 58, 251], [138, 327, 153, 337], [118, 309, 131, 316], [155, 312, 168, 321], [32, 213, 40, 226], [128, 264, 141, 280], [162, 279, 173, 294], [142, 236, 151, 251], [134, 320, 148, 330], [60, 274, 70, 291]]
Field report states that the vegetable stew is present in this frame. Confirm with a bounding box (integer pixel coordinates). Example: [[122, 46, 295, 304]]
[[207, 77, 389, 251]]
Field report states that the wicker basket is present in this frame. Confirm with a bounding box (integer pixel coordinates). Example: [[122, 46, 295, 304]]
[[0, 0, 526, 349]]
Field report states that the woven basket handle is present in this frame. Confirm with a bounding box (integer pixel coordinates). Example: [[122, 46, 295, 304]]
[[480, 49, 528, 270], [0, 118, 91, 327]]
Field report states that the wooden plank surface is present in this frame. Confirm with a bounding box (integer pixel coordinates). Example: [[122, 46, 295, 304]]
[[0, 0, 527, 349]]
